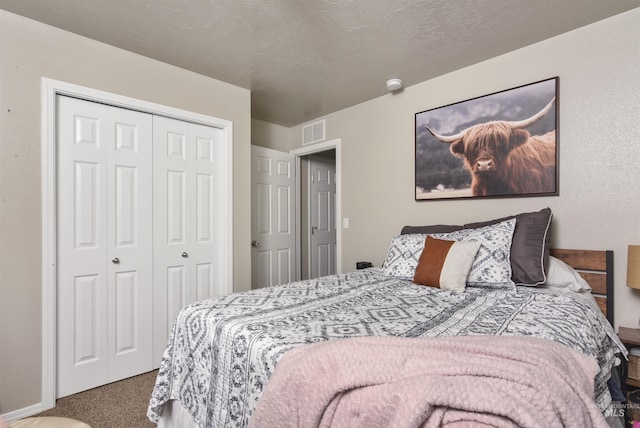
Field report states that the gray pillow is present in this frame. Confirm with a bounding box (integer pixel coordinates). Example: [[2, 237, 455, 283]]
[[400, 224, 464, 235]]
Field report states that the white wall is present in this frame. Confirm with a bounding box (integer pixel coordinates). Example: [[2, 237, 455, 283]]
[[252, 118, 293, 152], [0, 10, 251, 415], [286, 9, 640, 329]]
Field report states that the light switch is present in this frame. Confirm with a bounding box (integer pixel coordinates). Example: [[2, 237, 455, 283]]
[[342, 218, 349, 229]]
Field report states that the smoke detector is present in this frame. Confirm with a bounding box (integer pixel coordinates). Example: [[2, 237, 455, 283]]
[[385, 78, 403, 92]]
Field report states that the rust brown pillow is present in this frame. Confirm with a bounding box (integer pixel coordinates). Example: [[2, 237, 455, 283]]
[[413, 236, 481, 292]]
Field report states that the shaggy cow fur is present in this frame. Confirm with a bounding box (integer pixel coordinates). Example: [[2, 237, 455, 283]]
[[448, 123, 556, 196]]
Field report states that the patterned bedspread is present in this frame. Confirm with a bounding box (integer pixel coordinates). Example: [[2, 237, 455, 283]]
[[147, 268, 624, 428]]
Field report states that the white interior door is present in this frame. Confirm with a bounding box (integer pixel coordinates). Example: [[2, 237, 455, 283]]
[[153, 116, 224, 363], [57, 96, 153, 397], [251, 145, 296, 288], [309, 156, 336, 278]]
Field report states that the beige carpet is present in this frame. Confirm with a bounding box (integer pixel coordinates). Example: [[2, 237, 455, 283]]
[[32, 371, 158, 428]]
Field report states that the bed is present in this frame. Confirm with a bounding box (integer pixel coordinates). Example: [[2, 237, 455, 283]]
[[147, 208, 626, 428]]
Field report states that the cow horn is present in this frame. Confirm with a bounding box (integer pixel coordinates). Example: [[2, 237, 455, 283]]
[[425, 126, 463, 143], [508, 97, 556, 129]]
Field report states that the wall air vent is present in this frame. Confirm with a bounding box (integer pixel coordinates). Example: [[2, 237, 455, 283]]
[[302, 119, 326, 145]]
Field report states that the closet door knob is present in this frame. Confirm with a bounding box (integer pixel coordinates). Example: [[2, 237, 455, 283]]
[[112, 257, 120, 264], [182, 252, 189, 258]]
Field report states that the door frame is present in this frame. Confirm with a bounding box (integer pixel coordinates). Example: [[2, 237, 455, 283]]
[[290, 139, 342, 279], [40, 78, 234, 410]]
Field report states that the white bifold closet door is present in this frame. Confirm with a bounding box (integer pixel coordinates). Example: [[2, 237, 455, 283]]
[[57, 96, 153, 397], [57, 96, 227, 397], [152, 116, 223, 364]]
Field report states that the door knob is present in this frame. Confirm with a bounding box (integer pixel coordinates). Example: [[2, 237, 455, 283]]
[[112, 257, 120, 264], [251, 240, 261, 248], [182, 252, 189, 258]]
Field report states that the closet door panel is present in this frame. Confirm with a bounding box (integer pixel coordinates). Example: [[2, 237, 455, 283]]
[[190, 124, 223, 301], [167, 265, 187, 327], [74, 162, 101, 248], [57, 96, 109, 397], [196, 263, 213, 301], [106, 106, 153, 381], [153, 117, 192, 363], [196, 173, 213, 242], [72, 275, 101, 363], [167, 171, 187, 243], [114, 271, 136, 351], [195, 172, 216, 300]]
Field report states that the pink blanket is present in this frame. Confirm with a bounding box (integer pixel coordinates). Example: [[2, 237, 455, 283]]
[[248, 335, 608, 428]]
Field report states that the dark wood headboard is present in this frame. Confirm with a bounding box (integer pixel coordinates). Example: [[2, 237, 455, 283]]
[[550, 249, 614, 325]]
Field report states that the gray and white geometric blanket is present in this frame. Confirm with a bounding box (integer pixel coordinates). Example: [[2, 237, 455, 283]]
[[147, 268, 623, 428]]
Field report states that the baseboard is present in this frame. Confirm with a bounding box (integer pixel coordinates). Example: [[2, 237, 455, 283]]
[[1, 403, 44, 423]]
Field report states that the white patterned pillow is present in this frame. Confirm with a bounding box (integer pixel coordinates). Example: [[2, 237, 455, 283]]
[[382, 234, 430, 278], [430, 218, 516, 286], [382, 218, 516, 285]]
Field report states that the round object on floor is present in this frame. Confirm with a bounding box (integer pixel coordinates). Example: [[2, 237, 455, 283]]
[[10, 417, 91, 428]]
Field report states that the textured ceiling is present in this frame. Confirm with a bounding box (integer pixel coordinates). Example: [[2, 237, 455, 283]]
[[1, 0, 638, 126]]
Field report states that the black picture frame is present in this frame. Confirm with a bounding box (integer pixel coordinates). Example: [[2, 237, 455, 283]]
[[415, 77, 559, 201]]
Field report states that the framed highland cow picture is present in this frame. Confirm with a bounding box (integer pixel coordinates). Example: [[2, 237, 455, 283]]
[[415, 77, 559, 201]]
